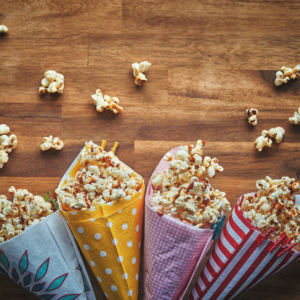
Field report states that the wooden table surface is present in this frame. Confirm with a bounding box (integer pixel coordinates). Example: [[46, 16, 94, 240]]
[[1, 0, 300, 299]]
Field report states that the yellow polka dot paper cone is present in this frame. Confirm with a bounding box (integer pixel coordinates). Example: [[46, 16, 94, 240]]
[[57, 142, 144, 300]]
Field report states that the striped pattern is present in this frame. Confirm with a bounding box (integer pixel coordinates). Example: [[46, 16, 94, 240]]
[[190, 195, 300, 300]]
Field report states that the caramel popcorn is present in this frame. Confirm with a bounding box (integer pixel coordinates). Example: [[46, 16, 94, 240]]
[[40, 136, 64, 151], [39, 70, 64, 94], [289, 107, 300, 125], [0, 25, 8, 33], [56, 141, 142, 211], [255, 130, 272, 152], [0, 125, 17, 169], [275, 65, 300, 86], [0, 187, 53, 242], [241, 176, 300, 245], [268, 127, 285, 143], [246, 108, 258, 126], [132, 61, 151, 86], [150, 141, 231, 228], [91, 89, 123, 114]]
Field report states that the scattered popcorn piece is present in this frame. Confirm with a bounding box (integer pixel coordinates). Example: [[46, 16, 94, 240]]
[[56, 141, 142, 212], [39, 70, 64, 94], [255, 130, 272, 152], [268, 127, 285, 143], [150, 141, 231, 228], [132, 61, 151, 86], [289, 107, 300, 125], [0, 25, 8, 33], [40, 136, 64, 151], [0, 124, 10, 135], [241, 176, 300, 245], [0, 187, 53, 243], [246, 108, 258, 126], [275, 65, 300, 86], [0, 126, 17, 169], [91, 89, 123, 114]]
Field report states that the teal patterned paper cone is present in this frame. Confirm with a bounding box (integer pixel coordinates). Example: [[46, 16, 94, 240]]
[[0, 211, 96, 300]]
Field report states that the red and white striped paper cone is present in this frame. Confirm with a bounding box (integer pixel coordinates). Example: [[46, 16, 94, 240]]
[[190, 194, 300, 300]]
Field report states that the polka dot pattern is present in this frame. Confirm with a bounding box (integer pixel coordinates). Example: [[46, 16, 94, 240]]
[[77, 227, 84, 233], [111, 285, 117, 291], [97, 277, 102, 282], [105, 268, 112, 275], [90, 261, 96, 267], [117, 256, 123, 263], [94, 233, 101, 240], [106, 221, 113, 228], [122, 273, 128, 280], [112, 239, 118, 245], [122, 223, 128, 230], [127, 241, 133, 248], [132, 208, 137, 215], [83, 244, 89, 250], [100, 251, 107, 257], [136, 225, 139, 232], [132, 257, 136, 264], [128, 290, 133, 296]]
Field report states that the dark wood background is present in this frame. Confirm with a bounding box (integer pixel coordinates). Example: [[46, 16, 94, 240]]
[[1, 0, 300, 299]]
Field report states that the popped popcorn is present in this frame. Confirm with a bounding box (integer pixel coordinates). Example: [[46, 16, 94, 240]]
[[255, 130, 272, 152], [40, 136, 64, 151], [246, 108, 258, 126], [132, 61, 151, 86], [275, 65, 300, 86], [0, 125, 17, 169], [289, 107, 300, 125], [39, 70, 64, 94], [241, 176, 300, 245], [0, 187, 53, 243], [268, 127, 285, 143], [56, 141, 142, 211], [0, 25, 8, 33], [91, 89, 123, 114], [150, 141, 231, 228]]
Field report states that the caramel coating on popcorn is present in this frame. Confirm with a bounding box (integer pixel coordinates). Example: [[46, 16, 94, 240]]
[[246, 108, 258, 126], [0, 25, 8, 33], [241, 176, 300, 245], [275, 65, 300, 86], [0, 125, 17, 169], [132, 61, 151, 86], [56, 141, 142, 211], [91, 89, 123, 114], [150, 141, 231, 228], [289, 107, 300, 125], [40, 136, 64, 151], [39, 70, 64, 94], [0, 187, 53, 243]]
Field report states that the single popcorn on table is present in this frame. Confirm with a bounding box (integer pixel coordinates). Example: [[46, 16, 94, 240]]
[[0, 187, 54, 243], [275, 65, 300, 86], [40, 135, 64, 151], [56, 141, 143, 211], [132, 61, 151, 86], [0, 125, 17, 169], [289, 107, 300, 125], [241, 176, 300, 247], [255, 130, 272, 152], [150, 140, 231, 228], [39, 70, 64, 94], [246, 108, 258, 126], [0, 25, 8, 33], [91, 89, 123, 114], [268, 127, 285, 143]]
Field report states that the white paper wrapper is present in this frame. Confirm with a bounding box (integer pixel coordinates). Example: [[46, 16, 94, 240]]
[[0, 210, 96, 300]]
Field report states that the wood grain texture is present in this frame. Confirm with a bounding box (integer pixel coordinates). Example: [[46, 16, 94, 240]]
[[1, 0, 300, 299]]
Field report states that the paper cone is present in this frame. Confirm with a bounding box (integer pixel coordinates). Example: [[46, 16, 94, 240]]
[[190, 194, 300, 300], [144, 146, 219, 300], [0, 210, 96, 300], [57, 143, 145, 300]]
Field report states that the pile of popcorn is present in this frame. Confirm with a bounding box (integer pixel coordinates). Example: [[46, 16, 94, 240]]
[[241, 176, 300, 245], [132, 61, 151, 86], [150, 141, 231, 228], [56, 141, 142, 211], [0, 25, 8, 33], [255, 127, 285, 152], [39, 70, 64, 94], [275, 65, 300, 86], [40, 135, 64, 151], [0, 124, 18, 169], [0, 187, 53, 243], [91, 89, 123, 114]]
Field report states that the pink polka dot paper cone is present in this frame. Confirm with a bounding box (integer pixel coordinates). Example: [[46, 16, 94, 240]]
[[144, 146, 214, 300], [57, 142, 145, 300]]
